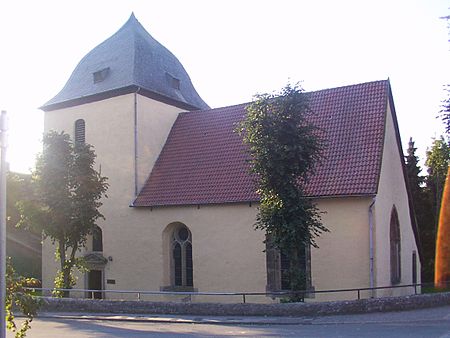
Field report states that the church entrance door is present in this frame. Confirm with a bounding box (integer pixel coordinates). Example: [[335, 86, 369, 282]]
[[88, 270, 103, 299]]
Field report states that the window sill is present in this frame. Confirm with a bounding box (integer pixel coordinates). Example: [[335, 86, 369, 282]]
[[267, 286, 315, 299]]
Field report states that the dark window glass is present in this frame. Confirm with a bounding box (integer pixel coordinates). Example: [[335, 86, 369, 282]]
[[186, 243, 193, 287], [173, 243, 182, 286], [92, 226, 103, 252], [390, 207, 401, 284], [75, 119, 85, 145], [412, 252, 417, 284], [93, 67, 110, 83], [178, 227, 189, 241], [165, 72, 180, 90]]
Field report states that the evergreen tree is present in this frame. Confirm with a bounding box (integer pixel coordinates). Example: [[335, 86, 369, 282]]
[[405, 137, 424, 197], [405, 137, 435, 282]]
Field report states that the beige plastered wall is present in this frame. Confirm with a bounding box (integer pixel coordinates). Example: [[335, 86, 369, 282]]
[[311, 197, 373, 301], [42, 93, 182, 294], [373, 100, 421, 297], [42, 92, 420, 303]]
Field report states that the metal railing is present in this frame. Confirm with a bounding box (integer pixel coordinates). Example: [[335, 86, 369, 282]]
[[26, 281, 449, 304]]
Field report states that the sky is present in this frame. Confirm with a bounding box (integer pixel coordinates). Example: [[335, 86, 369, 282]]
[[0, 0, 449, 173]]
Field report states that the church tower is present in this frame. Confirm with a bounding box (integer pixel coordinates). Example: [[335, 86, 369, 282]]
[[40, 14, 207, 292]]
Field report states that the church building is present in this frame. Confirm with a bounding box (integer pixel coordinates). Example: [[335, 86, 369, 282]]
[[41, 14, 421, 302]]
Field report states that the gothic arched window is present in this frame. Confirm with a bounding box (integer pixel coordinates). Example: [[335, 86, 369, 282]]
[[74, 119, 85, 145], [390, 206, 401, 284], [172, 225, 193, 287]]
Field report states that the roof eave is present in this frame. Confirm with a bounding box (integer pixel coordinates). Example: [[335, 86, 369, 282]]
[[40, 85, 204, 112], [131, 193, 377, 208]]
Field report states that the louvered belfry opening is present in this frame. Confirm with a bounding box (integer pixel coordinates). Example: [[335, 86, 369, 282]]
[[74, 119, 85, 145]]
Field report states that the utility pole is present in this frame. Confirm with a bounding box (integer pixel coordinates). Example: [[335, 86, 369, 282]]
[[0, 110, 7, 338]]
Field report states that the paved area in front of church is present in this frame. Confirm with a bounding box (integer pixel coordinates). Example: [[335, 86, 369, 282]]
[[7, 305, 450, 337]]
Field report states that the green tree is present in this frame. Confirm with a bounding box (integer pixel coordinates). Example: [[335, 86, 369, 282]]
[[6, 257, 40, 338], [405, 137, 435, 282], [440, 13, 450, 135], [420, 136, 450, 282], [6, 172, 41, 278], [425, 136, 450, 229], [237, 83, 326, 298], [405, 137, 424, 198], [18, 131, 108, 295]]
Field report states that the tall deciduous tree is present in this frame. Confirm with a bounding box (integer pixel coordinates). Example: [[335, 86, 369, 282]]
[[237, 83, 326, 297], [18, 131, 108, 294], [440, 13, 450, 135], [426, 136, 450, 229]]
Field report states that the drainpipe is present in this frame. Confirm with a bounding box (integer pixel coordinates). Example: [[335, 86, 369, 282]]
[[369, 197, 376, 298], [134, 87, 141, 197]]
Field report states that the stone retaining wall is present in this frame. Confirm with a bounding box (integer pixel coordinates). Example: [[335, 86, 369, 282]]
[[39, 292, 450, 317]]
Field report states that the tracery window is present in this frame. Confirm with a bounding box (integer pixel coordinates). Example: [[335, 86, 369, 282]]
[[390, 206, 401, 284], [172, 225, 193, 287]]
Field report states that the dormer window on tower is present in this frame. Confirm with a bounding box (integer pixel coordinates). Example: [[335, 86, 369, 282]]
[[165, 72, 180, 90], [93, 67, 110, 83]]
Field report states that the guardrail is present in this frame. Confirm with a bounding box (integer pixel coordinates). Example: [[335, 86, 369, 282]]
[[26, 281, 449, 304]]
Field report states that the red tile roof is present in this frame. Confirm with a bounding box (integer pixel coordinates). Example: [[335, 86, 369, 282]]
[[133, 80, 389, 207]]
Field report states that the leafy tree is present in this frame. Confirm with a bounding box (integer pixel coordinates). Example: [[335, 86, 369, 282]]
[[18, 131, 108, 295], [7, 173, 32, 231], [440, 13, 450, 135], [420, 136, 450, 282], [6, 172, 41, 278], [6, 257, 40, 338], [441, 86, 450, 136], [237, 83, 326, 298], [425, 136, 450, 229]]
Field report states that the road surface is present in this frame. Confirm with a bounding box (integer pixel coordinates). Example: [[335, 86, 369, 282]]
[[7, 305, 450, 337]]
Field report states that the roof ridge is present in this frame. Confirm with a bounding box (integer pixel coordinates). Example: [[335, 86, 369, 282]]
[[180, 79, 389, 116], [308, 79, 388, 95]]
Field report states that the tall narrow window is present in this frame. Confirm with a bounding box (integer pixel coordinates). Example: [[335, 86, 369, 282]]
[[412, 251, 417, 284], [390, 206, 401, 284], [266, 236, 311, 292], [92, 225, 103, 252], [74, 119, 85, 145], [171, 224, 193, 287]]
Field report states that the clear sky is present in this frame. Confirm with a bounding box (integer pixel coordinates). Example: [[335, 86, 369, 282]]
[[0, 0, 448, 173]]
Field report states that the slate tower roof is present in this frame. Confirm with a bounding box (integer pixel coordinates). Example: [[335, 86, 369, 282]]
[[42, 13, 208, 111]]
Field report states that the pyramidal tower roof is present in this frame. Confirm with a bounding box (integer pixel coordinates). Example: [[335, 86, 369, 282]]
[[42, 13, 209, 111]]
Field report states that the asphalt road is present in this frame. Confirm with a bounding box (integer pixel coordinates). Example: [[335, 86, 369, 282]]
[[7, 305, 450, 337]]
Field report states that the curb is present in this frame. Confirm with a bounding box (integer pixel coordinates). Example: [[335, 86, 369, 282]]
[[35, 312, 313, 325]]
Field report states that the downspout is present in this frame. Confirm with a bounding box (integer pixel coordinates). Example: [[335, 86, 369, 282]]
[[134, 87, 141, 197], [369, 197, 376, 298]]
